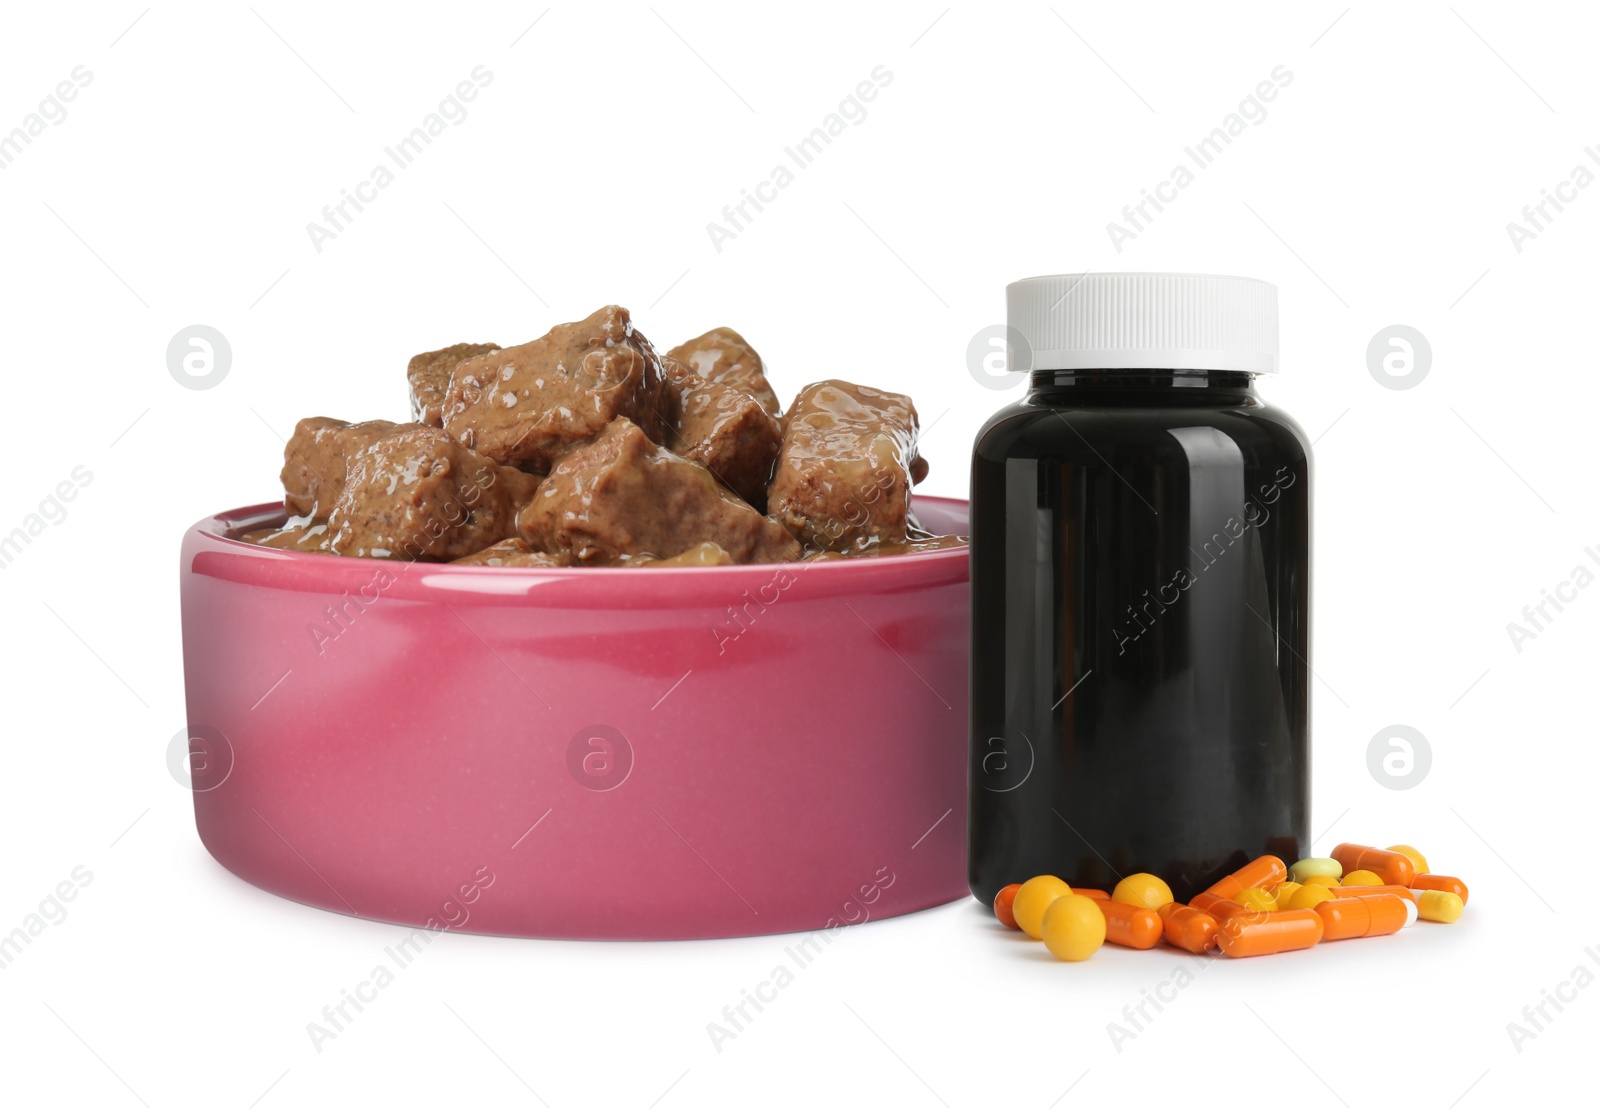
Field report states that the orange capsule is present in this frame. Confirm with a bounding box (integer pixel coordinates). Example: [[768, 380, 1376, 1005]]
[[1090, 898, 1163, 949], [1329, 843, 1417, 887], [1409, 874, 1468, 905], [1314, 894, 1415, 941], [993, 883, 1022, 930], [1330, 884, 1414, 901], [1215, 908, 1323, 958], [1189, 892, 1248, 920], [1157, 902, 1219, 954], [1200, 855, 1288, 901], [1072, 888, 1112, 900], [1200, 872, 1252, 901]]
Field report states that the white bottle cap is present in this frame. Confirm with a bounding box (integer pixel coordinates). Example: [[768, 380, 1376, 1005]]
[[1006, 272, 1279, 374]]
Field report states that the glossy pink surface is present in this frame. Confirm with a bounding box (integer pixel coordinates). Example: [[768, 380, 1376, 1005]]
[[179, 498, 970, 939]]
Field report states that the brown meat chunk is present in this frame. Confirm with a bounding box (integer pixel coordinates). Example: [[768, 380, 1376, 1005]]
[[667, 327, 781, 418], [662, 358, 781, 509], [327, 425, 543, 560], [519, 418, 800, 565], [408, 342, 499, 426], [451, 539, 569, 567], [442, 305, 669, 472], [768, 380, 923, 551], [280, 417, 400, 521]]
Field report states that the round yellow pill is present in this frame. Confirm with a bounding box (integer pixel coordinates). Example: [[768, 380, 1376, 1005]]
[[1387, 845, 1430, 875], [1302, 875, 1341, 888], [1112, 872, 1174, 910], [1041, 893, 1107, 961], [1272, 881, 1302, 908], [1283, 883, 1336, 910], [1340, 870, 1385, 887], [1013, 875, 1073, 939], [1416, 890, 1464, 924], [1233, 887, 1278, 912]]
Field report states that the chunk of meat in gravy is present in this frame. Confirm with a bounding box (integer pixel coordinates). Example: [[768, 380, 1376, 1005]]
[[666, 327, 781, 419], [768, 380, 923, 551], [451, 538, 569, 567], [662, 358, 781, 509], [408, 342, 499, 426], [281, 417, 400, 521], [518, 418, 800, 565], [327, 425, 543, 560], [442, 305, 670, 473]]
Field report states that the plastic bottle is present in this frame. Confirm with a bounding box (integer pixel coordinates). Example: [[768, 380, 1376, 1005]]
[[969, 273, 1310, 904]]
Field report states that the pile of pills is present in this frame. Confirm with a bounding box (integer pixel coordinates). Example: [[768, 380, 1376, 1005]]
[[993, 842, 1468, 961]]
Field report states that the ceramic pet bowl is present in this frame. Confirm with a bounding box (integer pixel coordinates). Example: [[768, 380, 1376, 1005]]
[[179, 497, 970, 939]]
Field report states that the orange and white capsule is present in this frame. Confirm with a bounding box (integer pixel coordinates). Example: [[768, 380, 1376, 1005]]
[[1200, 856, 1288, 901], [1330, 884, 1414, 901], [1090, 898, 1163, 949], [1314, 894, 1415, 940], [1215, 908, 1323, 958], [1330, 843, 1417, 887], [1072, 888, 1112, 901], [1157, 902, 1219, 954], [1409, 875, 1468, 905]]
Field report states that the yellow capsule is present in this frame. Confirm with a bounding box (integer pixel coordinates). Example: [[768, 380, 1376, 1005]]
[[1271, 881, 1302, 908], [1340, 870, 1385, 887], [1302, 875, 1341, 888], [1013, 875, 1073, 939], [1112, 872, 1174, 910], [1416, 890, 1464, 924], [1233, 887, 1277, 912], [1387, 844, 1430, 875], [1289, 857, 1342, 883], [1041, 894, 1107, 961], [1283, 883, 1336, 910]]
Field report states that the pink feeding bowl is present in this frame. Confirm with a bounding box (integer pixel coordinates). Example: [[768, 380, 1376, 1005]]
[[179, 498, 971, 939]]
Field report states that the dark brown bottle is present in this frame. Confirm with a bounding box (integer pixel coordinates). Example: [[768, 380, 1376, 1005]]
[[968, 274, 1310, 904]]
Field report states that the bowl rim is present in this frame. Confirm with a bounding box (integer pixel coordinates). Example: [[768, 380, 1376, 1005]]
[[184, 496, 970, 603]]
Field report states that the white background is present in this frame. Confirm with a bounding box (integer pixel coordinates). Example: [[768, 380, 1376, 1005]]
[[1, 1, 1594, 1111]]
